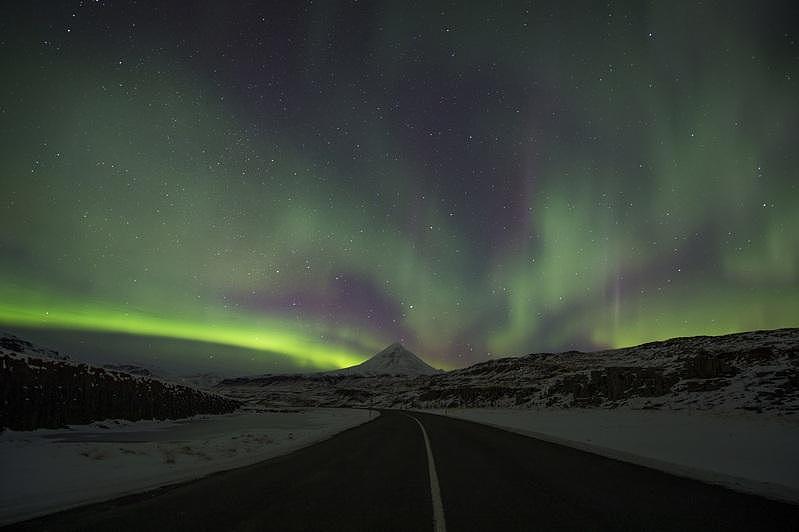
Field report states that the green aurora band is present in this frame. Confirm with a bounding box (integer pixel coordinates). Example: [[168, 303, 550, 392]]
[[0, 2, 796, 371]]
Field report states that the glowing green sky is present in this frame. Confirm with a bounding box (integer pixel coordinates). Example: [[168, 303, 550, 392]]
[[1, 1, 797, 373]]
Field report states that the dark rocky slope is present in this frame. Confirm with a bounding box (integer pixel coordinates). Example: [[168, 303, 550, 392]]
[[1, 335, 240, 431]]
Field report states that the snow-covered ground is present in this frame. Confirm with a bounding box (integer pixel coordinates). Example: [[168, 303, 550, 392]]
[[0, 408, 375, 525], [430, 408, 799, 503]]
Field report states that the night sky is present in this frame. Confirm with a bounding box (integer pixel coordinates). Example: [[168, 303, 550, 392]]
[[1, 1, 797, 374]]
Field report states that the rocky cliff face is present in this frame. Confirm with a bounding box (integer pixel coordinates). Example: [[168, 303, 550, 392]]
[[414, 328, 798, 412], [1, 348, 240, 431]]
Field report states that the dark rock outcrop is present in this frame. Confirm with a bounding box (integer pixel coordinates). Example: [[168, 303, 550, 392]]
[[548, 367, 679, 406], [682, 351, 738, 379], [1, 354, 240, 431]]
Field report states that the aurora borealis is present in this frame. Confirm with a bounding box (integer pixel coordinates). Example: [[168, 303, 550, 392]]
[[1, 1, 797, 374]]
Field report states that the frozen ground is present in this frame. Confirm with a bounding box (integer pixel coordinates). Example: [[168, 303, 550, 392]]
[[429, 408, 799, 504], [0, 407, 375, 525]]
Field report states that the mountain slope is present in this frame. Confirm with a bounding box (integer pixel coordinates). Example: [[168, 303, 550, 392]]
[[416, 327, 799, 411]]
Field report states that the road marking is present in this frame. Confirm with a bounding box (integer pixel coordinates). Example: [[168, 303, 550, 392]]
[[404, 414, 447, 532]]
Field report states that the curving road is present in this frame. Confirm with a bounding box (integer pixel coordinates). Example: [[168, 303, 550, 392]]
[[5, 410, 798, 531]]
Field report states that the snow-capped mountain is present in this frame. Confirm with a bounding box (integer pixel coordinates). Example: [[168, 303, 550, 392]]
[[328, 343, 441, 376], [217, 328, 798, 416]]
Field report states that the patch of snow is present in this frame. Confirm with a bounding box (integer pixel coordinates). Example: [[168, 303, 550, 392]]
[[429, 408, 799, 503], [0, 408, 376, 525]]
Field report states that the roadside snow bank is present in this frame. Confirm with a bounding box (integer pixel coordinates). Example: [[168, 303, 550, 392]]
[[0, 408, 375, 525], [430, 408, 799, 503]]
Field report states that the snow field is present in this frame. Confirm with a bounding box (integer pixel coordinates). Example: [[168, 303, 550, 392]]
[[0, 408, 375, 525]]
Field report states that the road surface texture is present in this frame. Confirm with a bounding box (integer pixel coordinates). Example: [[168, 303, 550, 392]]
[[5, 410, 799, 531]]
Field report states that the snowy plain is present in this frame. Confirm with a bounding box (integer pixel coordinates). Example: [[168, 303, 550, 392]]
[[428, 408, 799, 504], [0, 407, 375, 525]]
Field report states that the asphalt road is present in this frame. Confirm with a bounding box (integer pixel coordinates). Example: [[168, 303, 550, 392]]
[[5, 410, 799, 531]]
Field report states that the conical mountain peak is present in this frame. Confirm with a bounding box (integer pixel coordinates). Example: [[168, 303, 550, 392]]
[[330, 343, 441, 376]]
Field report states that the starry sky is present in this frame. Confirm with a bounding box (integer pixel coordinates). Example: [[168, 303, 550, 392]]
[[1, 1, 797, 375]]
